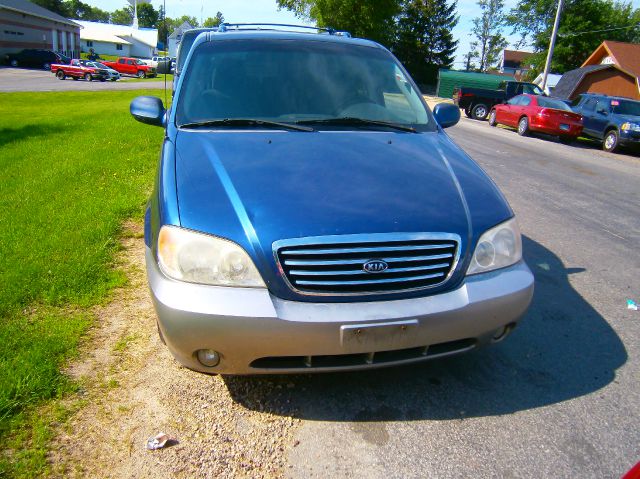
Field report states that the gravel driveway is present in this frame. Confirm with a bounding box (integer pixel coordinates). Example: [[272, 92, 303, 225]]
[[0, 66, 168, 92]]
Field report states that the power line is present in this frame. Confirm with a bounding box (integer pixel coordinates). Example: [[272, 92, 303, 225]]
[[559, 22, 640, 37]]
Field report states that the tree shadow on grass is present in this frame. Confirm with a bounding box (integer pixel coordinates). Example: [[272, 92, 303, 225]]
[[222, 236, 626, 422], [0, 125, 66, 149]]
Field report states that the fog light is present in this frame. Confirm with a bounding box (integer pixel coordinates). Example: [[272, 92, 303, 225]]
[[196, 349, 220, 367]]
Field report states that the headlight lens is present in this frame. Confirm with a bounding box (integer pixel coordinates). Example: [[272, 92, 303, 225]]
[[467, 218, 522, 275], [621, 122, 640, 132], [157, 225, 265, 287]]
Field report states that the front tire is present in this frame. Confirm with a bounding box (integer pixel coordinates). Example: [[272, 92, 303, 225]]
[[603, 130, 619, 153], [137, 70, 146, 78], [84, 73, 92, 81], [488, 110, 497, 127], [517, 116, 530, 136], [471, 103, 489, 121], [56, 70, 65, 80]]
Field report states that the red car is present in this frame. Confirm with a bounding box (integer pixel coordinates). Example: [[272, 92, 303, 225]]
[[488, 94, 583, 143]]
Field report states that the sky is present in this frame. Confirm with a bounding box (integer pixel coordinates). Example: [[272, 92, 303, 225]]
[[86, 0, 640, 68]]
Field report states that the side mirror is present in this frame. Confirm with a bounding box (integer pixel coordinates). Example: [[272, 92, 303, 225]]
[[433, 103, 460, 129], [130, 96, 166, 127]]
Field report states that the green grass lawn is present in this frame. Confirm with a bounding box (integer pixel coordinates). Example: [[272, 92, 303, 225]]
[[0, 90, 165, 477]]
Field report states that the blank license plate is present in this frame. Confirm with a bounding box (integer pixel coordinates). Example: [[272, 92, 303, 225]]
[[340, 320, 418, 349]]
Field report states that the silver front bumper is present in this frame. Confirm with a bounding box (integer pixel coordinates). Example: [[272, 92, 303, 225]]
[[146, 247, 534, 374]]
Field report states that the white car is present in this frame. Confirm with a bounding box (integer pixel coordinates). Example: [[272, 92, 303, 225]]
[[86, 61, 120, 81]]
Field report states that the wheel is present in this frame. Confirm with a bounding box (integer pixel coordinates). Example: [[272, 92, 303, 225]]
[[471, 103, 489, 121], [84, 73, 92, 81], [517, 116, 530, 136], [43, 62, 51, 70], [603, 130, 619, 153], [137, 70, 146, 78], [559, 136, 574, 145], [488, 110, 497, 127], [10, 59, 18, 67], [56, 70, 65, 80]]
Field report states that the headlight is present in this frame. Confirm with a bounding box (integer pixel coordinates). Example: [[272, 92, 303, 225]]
[[621, 122, 640, 132], [467, 218, 522, 275], [157, 225, 265, 287]]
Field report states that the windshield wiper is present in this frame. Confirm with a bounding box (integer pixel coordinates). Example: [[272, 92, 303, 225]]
[[179, 118, 314, 132], [297, 117, 417, 133]]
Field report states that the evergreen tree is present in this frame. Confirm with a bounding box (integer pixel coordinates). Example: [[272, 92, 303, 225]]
[[393, 0, 459, 85]]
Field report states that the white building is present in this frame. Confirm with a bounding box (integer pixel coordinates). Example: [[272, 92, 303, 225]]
[[168, 20, 194, 57], [532, 73, 562, 96], [75, 20, 157, 58]]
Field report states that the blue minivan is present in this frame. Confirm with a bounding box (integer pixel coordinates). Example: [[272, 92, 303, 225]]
[[130, 25, 534, 374]]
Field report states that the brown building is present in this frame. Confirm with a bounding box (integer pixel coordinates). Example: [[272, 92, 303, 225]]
[[500, 49, 533, 77], [0, 0, 80, 58], [552, 41, 640, 100]]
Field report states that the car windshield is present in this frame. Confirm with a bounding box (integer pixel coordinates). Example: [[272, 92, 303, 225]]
[[612, 100, 640, 116], [537, 97, 573, 111], [176, 39, 432, 130], [136, 60, 145, 65]]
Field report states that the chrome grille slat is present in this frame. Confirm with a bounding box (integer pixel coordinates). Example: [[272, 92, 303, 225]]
[[289, 262, 451, 276], [283, 253, 453, 266], [274, 234, 460, 295], [280, 244, 452, 255], [295, 272, 445, 286]]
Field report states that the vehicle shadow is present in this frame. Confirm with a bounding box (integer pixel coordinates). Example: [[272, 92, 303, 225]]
[[0, 125, 65, 149], [222, 236, 626, 421]]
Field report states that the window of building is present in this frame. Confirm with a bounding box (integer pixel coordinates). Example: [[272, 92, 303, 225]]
[[116, 44, 123, 50], [86, 40, 93, 47]]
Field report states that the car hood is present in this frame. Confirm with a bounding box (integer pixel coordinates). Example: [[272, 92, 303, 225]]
[[173, 129, 512, 300]]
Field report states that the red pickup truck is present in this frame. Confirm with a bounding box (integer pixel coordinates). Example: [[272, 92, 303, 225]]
[[51, 58, 110, 81], [101, 57, 156, 78]]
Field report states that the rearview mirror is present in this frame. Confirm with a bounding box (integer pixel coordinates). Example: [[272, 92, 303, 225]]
[[433, 103, 460, 129], [130, 96, 166, 127]]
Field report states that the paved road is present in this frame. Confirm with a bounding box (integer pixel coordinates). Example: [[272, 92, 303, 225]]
[[222, 118, 640, 478], [0, 66, 169, 92]]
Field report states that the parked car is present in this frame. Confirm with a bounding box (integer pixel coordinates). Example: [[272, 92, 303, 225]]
[[82, 61, 120, 81], [5, 49, 70, 70], [51, 58, 110, 81], [488, 94, 583, 143], [130, 27, 534, 375], [570, 93, 640, 153], [100, 57, 156, 78], [454, 81, 545, 121]]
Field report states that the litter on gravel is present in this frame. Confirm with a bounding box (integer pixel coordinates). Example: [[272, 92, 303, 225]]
[[146, 432, 173, 450], [627, 299, 638, 311]]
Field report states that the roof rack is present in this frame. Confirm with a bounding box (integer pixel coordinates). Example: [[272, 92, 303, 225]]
[[217, 23, 351, 37]]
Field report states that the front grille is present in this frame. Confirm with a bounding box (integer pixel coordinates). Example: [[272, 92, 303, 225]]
[[250, 338, 476, 370], [275, 233, 459, 295]]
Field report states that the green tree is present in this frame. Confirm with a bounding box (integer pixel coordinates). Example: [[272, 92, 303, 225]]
[[111, 6, 133, 25], [203, 11, 225, 27], [393, 0, 459, 85], [63, 0, 109, 22], [507, 0, 640, 76], [470, 0, 508, 71], [277, 0, 401, 46], [30, 0, 68, 16], [136, 2, 159, 28]]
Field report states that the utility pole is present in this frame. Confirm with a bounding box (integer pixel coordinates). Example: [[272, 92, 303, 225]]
[[541, 0, 564, 91]]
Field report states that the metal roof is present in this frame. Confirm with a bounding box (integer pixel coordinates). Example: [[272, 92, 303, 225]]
[[0, 0, 79, 27]]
